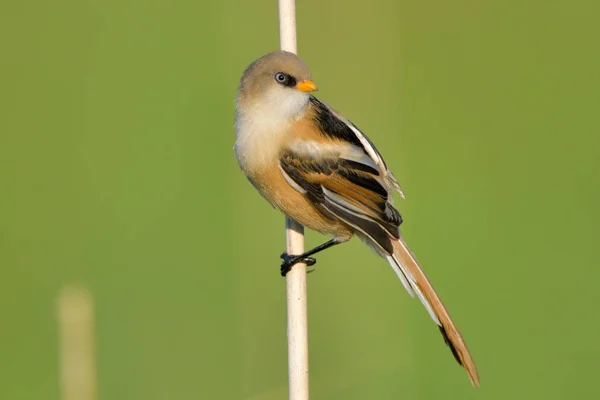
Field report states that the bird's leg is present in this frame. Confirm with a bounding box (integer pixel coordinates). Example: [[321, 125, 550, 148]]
[[280, 239, 342, 276]]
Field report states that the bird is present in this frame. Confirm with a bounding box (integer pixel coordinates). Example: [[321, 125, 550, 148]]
[[234, 50, 480, 386]]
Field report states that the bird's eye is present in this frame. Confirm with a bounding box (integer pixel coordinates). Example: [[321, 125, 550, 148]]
[[275, 72, 289, 84]]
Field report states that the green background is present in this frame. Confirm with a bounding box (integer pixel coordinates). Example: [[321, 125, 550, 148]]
[[2, 0, 599, 398]]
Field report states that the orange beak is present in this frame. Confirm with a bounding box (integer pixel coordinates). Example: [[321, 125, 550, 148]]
[[296, 79, 318, 93]]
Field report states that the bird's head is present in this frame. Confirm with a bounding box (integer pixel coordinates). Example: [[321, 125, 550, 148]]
[[236, 51, 318, 121]]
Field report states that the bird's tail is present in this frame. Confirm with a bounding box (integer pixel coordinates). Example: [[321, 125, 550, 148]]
[[386, 236, 480, 387]]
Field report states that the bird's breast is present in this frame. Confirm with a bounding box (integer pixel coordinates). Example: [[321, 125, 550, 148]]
[[234, 111, 290, 174]]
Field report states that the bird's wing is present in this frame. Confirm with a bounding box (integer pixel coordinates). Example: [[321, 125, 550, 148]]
[[308, 96, 405, 198], [279, 145, 418, 298], [279, 147, 400, 254]]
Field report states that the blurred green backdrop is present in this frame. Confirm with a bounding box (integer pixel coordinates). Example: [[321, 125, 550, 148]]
[[1, 0, 599, 399]]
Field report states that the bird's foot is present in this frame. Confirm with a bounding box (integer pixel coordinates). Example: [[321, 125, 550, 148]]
[[280, 252, 317, 276]]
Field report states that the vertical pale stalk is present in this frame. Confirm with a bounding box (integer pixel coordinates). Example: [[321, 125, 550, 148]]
[[57, 284, 97, 400], [278, 1, 309, 399]]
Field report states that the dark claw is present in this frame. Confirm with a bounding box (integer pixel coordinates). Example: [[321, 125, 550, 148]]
[[280, 252, 317, 276]]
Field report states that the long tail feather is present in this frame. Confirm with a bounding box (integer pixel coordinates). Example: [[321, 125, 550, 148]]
[[390, 237, 480, 387]]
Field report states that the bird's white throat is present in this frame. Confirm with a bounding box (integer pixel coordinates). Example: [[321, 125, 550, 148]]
[[234, 88, 310, 171]]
